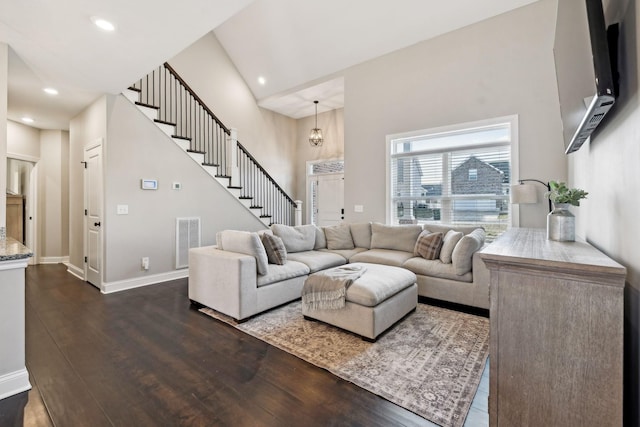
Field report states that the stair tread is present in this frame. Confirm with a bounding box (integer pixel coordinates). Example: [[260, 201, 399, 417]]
[[173, 135, 192, 141], [127, 86, 141, 92], [250, 206, 263, 209], [238, 196, 253, 200], [202, 162, 219, 167], [259, 215, 272, 218], [154, 119, 176, 126], [215, 175, 231, 179], [186, 149, 205, 154], [135, 101, 159, 109], [227, 186, 242, 190]]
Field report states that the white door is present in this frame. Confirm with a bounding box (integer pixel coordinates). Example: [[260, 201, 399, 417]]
[[26, 163, 38, 265], [84, 143, 103, 288], [315, 174, 344, 226]]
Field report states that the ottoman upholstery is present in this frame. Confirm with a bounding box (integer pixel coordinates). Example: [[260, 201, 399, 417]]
[[302, 263, 418, 340]]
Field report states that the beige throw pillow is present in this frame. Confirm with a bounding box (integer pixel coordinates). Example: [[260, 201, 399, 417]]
[[261, 233, 287, 265], [414, 231, 444, 260], [370, 223, 423, 253], [452, 228, 486, 275], [324, 224, 355, 250], [218, 230, 269, 275], [271, 224, 316, 253], [439, 230, 463, 264]]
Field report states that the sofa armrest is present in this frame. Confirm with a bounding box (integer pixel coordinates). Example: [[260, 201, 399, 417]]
[[471, 246, 490, 309], [188, 246, 259, 320]]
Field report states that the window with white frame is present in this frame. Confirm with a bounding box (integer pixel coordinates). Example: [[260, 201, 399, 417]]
[[388, 117, 516, 241]]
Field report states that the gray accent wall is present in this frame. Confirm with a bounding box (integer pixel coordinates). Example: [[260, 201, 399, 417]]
[[103, 95, 266, 283], [343, 0, 565, 229], [569, 0, 640, 423]]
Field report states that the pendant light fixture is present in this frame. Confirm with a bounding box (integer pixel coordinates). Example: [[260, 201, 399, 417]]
[[309, 100, 324, 147]]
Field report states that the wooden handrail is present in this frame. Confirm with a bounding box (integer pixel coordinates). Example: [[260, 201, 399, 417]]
[[163, 62, 231, 135], [237, 141, 296, 206]]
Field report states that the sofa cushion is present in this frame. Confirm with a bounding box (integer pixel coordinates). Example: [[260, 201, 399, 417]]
[[440, 230, 463, 264], [350, 222, 372, 249], [346, 263, 417, 307], [320, 247, 368, 260], [271, 224, 316, 253], [402, 257, 473, 283], [424, 224, 483, 236], [287, 250, 347, 273], [261, 233, 287, 265], [414, 231, 444, 260], [324, 224, 355, 250], [370, 223, 422, 253], [257, 260, 310, 287], [452, 228, 486, 275], [350, 248, 415, 267], [219, 230, 269, 275], [314, 225, 327, 249]]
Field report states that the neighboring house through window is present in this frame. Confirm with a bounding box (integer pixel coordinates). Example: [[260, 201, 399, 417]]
[[387, 116, 518, 241]]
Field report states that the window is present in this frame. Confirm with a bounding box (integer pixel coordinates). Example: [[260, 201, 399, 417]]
[[387, 117, 516, 241]]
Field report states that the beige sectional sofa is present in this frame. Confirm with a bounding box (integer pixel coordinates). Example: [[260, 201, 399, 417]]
[[188, 222, 489, 322]]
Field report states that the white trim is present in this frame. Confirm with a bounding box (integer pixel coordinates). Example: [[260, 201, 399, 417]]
[[0, 368, 31, 400], [66, 263, 85, 280], [101, 269, 189, 294], [386, 114, 519, 225], [6, 152, 40, 163], [39, 256, 70, 264], [0, 258, 30, 271]]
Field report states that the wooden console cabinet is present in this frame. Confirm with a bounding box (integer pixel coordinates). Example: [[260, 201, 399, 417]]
[[479, 228, 625, 427]]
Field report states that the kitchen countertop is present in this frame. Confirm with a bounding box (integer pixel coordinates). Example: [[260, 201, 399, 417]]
[[0, 238, 33, 262]]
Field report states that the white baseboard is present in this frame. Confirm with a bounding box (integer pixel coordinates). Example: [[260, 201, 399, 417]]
[[0, 368, 31, 400], [101, 269, 189, 294], [39, 256, 70, 264], [66, 263, 85, 280]]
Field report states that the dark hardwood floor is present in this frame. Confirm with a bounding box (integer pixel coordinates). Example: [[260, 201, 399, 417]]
[[0, 264, 430, 426]]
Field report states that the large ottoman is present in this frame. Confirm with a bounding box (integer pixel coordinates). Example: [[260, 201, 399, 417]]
[[302, 262, 418, 341]]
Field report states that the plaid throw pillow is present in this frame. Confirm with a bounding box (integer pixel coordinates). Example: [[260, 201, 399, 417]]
[[414, 231, 444, 260], [262, 233, 287, 265]]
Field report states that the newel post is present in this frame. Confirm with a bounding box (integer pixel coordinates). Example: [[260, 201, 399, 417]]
[[295, 200, 303, 226], [226, 128, 239, 187]]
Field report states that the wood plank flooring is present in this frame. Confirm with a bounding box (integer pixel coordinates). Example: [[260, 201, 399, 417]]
[[0, 264, 488, 426]]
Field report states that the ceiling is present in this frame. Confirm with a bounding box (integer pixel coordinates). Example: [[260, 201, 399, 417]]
[[2, 0, 539, 129]]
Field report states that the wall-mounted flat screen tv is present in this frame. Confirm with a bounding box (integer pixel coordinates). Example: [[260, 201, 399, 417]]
[[554, 0, 617, 154]]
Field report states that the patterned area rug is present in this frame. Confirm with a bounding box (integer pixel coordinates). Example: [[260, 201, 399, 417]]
[[200, 302, 489, 427]]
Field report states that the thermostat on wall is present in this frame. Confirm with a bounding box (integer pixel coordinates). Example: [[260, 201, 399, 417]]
[[141, 179, 158, 190]]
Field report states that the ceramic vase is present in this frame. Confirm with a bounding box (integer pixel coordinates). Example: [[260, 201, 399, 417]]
[[547, 203, 575, 241]]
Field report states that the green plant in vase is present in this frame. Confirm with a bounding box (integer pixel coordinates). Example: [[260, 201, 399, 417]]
[[546, 181, 588, 207]]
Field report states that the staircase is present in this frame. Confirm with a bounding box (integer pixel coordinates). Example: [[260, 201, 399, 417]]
[[123, 62, 299, 227]]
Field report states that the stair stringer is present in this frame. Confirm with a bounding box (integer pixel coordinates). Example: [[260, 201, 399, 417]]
[[121, 89, 271, 227]]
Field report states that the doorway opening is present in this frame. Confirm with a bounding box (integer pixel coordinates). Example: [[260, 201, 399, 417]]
[[307, 159, 344, 226]]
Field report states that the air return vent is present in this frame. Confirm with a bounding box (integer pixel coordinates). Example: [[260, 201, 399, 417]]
[[176, 217, 201, 269]]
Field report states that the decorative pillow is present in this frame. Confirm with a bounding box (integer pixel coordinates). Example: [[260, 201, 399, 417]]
[[218, 230, 269, 275], [271, 224, 316, 253], [452, 228, 486, 275], [414, 231, 444, 260], [261, 233, 287, 265], [439, 230, 464, 264], [314, 225, 327, 250], [215, 231, 223, 249], [324, 224, 355, 250], [370, 223, 423, 253], [350, 222, 372, 249]]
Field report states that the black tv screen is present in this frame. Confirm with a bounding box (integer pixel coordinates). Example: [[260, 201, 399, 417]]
[[553, 0, 616, 154]]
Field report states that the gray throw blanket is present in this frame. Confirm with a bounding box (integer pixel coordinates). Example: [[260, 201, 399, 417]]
[[302, 265, 366, 310]]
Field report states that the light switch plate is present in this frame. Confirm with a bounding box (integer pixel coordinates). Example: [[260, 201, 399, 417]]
[[117, 205, 128, 215], [354, 205, 364, 213]]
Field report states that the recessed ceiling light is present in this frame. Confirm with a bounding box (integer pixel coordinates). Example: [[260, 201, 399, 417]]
[[91, 16, 116, 32], [43, 87, 58, 95], [21, 117, 34, 123], [258, 76, 266, 86]]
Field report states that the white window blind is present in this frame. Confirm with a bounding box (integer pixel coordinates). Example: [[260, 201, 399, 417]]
[[389, 121, 513, 241]]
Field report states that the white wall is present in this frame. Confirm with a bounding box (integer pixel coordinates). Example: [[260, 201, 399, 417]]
[[38, 130, 69, 260], [168, 32, 298, 196], [343, 0, 564, 228], [7, 120, 40, 160], [569, 0, 640, 423]]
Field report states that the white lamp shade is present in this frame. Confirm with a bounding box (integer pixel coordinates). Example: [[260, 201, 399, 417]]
[[511, 183, 538, 204]]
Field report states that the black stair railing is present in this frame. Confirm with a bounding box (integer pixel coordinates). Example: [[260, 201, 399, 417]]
[[130, 63, 297, 225]]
